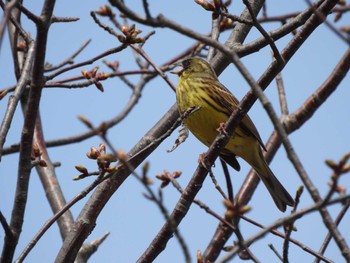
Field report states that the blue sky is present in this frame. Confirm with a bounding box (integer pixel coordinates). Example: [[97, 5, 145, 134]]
[[1, 1, 349, 262]]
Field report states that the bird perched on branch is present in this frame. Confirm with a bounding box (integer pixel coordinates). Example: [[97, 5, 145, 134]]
[[173, 57, 294, 212]]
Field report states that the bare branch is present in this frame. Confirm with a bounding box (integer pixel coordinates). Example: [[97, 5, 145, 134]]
[[44, 39, 91, 72], [2, 0, 57, 261], [0, 41, 34, 158]]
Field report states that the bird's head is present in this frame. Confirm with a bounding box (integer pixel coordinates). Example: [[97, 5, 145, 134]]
[[171, 57, 217, 79]]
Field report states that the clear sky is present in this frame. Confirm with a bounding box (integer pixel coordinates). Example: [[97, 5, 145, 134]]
[[1, 1, 349, 262]]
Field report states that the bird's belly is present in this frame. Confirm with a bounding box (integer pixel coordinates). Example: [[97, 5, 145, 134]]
[[184, 105, 225, 147], [184, 105, 256, 159]]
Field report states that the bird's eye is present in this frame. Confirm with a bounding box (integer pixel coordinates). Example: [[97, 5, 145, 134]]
[[182, 59, 192, 69]]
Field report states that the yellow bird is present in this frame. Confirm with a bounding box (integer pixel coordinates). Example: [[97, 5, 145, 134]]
[[174, 57, 294, 212]]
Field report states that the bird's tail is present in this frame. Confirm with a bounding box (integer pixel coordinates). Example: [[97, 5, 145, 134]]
[[252, 152, 295, 212]]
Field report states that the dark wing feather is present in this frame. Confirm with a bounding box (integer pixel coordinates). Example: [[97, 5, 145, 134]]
[[219, 154, 241, 171], [211, 80, 267, 151]]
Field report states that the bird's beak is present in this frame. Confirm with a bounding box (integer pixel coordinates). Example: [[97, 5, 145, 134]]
[[170, 69, 183, 75], [170, 61, 183, 76]]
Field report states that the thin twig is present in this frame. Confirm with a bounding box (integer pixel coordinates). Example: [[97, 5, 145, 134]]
[[15, 171, 106, 263], [242, 0, 284, 65], [75, 232, 110, 263], [208, 16, 221, 61], [130, 45, 177, 91], [283, 186, 303, 262], [268, 244, 283, 262], [304, 0, 350, 44], [275, 71, 289, 116], [239, 214, 332, 263], [133, 170, 191, 263], [46, 43, 128, 80], [219, 195, 350, 262], [0, 41, 34, 159], [44, 39, 92, 72], [208, 168, 229, 200], [314, 199, 350, 263], [0, 211, 12, 239], [0, 0, 19, 49]]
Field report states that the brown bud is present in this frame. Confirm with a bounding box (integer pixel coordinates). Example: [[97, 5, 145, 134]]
[[106, 166, 118, 173], [194, 0, 215, 11], [129, 24, 135, 32], [77, 115, 94, 129], [117, 34, 126, 43], [339, 152, 350, 167], [99, 143, 106, 153], [17, 41, 27, 51], [0, 89, 9, 100], [81, 70, 91, 78], [32, 144, 41, 157], [96, 72, 110, 80], [224, 209, 234, 221], [239, 205, 251, 214], [75, 165, 88, 175], [196, 249, 203, 263], [143, 177, 153, 185], [133, 37, 144, 44], [340, 26, 350, 34], [173, 170, 182, 179], [296, 185, 304, 197], [95, 5, 114, 17], [90, 66, 99, 77], [39, 160, 47, 167], [142, 161, 150, 177], [342, 164, 350, 173], [103, 60, 119, 71], [87, 146, 100, 159], [103, 154, 117, 163], [73, 173, 89, 180], [325, 159, 338, 170], [121, 26, 128, 35], [334, 12, 342, 23], [223, 245, 234, 252], [94, 81, 104, 92], [117, 150, 127, 162]]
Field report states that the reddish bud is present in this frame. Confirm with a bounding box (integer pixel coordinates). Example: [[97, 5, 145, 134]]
[[39, 160, 47, 167], [194, 0, 215, 11], [121, 26, 128, 35], [173, 170, 182, 178], [103, 60, 119, 71], [81, 70, 91, 78], [17, 41, 27, 51], [91, 66, 99, 77], [95, 5, 114, 17], [96, 72, 110, 80], [94, 81, 104, 92], [88, 146, 100, 159]]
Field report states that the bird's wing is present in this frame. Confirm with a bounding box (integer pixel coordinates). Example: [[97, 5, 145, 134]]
[[213, 81, 267, 151]]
